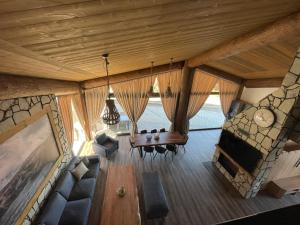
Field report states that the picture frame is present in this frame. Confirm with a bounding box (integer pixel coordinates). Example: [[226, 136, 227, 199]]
[[0, 105, 64, 225]]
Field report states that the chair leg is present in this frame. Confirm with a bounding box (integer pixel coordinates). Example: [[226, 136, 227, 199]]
[[153, 152, 158, 159], [143, 152, 147, 160]]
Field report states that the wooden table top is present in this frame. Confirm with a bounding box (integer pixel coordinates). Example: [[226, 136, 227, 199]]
[[100, 165, 140, 225], [130, 131, 188, 147]]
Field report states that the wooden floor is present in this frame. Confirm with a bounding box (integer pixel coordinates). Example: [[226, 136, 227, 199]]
[[81, 130, 300, 225]]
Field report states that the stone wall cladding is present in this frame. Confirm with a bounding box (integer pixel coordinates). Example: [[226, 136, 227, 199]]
[[213, 47, 300, 198], [0, 94, 72, 225]]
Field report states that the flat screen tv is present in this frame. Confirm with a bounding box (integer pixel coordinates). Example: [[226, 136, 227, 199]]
[[218, 130, 262, 174]]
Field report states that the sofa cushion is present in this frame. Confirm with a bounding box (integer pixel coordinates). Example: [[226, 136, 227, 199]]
[[59, 198, 91, 225], [66, 157, 79, 171], [54, 171, 76, 199], [36, 192, 67, 225], [96, 133, 107, 144], [72, 161, 89, 181], [83, 162, 100, 179], [68, 178, 96, 201]]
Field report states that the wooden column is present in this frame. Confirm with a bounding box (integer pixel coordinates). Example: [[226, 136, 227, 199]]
[[174, 63, 195, 133]]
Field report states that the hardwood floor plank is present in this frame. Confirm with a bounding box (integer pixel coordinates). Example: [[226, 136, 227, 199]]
[[81, 130, 300, 225]]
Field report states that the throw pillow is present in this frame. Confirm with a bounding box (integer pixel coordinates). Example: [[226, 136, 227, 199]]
[[81, 156, 90, 167], [72, 161, 89, 180]]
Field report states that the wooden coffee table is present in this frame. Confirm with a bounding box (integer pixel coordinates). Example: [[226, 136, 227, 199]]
[[100, 165, 140, 225]]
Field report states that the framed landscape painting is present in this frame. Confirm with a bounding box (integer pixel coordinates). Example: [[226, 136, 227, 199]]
[[0, 106, 63, 225]]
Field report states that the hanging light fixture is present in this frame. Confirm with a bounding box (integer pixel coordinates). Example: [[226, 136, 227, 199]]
[[165, 58, 173, 98], [102, 53, 120, 125], [147, 61, 155, 97]]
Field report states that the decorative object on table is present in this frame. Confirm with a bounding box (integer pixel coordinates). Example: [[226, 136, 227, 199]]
[[165, 58, 174, 98], [147, 61, 155, 97], [146, 134, 152, 141], [102, 53, 120, 125], [93, 133, 119, 159], [0, 107, 63, 225], [116, 186, 126, 197], [154, 133, 160, 140], [253, 108, 275, 128]]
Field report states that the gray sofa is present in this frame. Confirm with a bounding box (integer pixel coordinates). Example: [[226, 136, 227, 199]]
[[35, 155, 100, 225], [93, 133, 119, 159]]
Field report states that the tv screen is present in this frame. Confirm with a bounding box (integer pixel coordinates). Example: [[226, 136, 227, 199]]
[[218, 130, 262, 174]]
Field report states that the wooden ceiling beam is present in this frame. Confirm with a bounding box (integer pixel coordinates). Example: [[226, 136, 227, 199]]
[[198, 65, 243, 84], [81, 61, 184, 89], [243, 78, 283, 88], [0, 74, 80, 100], [188, 11, 300, 67], [0, 38, 96, 81]]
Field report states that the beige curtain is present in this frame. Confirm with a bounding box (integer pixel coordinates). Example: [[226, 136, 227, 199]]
[[112, 76, 153, 135], [57, 95, 74, 148], [84, 87, 108, 135], [185, 70, 218, 131], [72, 94, 91, 140], [158, 69, 183, 131], [219, 79, 240, 116]]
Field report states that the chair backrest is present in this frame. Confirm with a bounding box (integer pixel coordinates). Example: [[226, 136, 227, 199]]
[[151, 129, 157, 133], [159, 128, 166, 132], [95, 133, 107, 144], [140, 130, 147, 134]]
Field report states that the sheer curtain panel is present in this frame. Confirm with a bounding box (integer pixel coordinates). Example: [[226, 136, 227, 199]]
[[219, 79, 240, 116], [186, 70, 218, 131], [57, 95, 74, 148], [84, 87, 108, 136], [112, 76, 153, 135], [157, 69, 183, 131]]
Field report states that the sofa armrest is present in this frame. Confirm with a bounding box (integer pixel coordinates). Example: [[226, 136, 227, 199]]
[[86, 155, 100, 164], [92, 142, 108, 151], [107, 136, 118, 143]]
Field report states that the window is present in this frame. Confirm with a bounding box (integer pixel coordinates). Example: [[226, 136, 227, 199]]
[[189, 84, 225, 129], [138, 97, 171, 131], [72, 104, 86, 155]]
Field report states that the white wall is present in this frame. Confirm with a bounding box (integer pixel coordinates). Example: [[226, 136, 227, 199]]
[[240, 87, 278, 104]]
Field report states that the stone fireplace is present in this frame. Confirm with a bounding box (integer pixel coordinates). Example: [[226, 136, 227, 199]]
[[213, 47, 300, 198]]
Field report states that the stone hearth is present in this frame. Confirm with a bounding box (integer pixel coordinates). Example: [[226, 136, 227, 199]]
[[213, 47, 300, 198]]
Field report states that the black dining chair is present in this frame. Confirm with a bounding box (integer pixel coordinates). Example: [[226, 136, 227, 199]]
[[154, 145, 167, 159], [140, 129, 147, 134], [177, 135, 189, 153], [159, 128, 166, 132], [151, 129, 157, 133], [143, 146, 155, 160], [166, 144, 177, 160], [129, 138, 137, 157]]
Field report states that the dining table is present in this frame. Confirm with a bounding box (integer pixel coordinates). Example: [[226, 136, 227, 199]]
[[129, 131, 188, 157]]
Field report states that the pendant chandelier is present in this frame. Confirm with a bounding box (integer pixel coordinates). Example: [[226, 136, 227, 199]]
[[165, 58, 173, 98], [147, 61, 155, 97], [102, 53, 120, 125]]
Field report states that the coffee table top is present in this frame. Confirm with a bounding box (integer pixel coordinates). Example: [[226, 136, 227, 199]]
[[100, 165, 140, 225]]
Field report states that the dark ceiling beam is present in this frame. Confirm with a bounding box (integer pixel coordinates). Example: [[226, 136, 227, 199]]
[[198, 65, 243, 84], [243, 78, 283, 88], [188, 11, 300, 67], [81, 61, 184, 89]]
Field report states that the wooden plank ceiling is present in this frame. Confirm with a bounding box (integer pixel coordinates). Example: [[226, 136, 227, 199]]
[[207, 38, 300, 79], [0, 0, 300, 81]]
